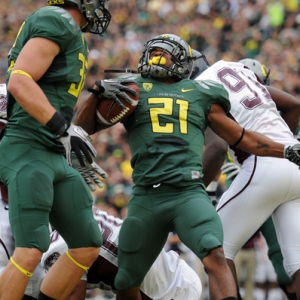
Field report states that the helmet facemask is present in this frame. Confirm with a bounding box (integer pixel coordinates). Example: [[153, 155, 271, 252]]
[[138, 34, 193, 80], [47, 0, 111, 36], [81, 0, 111, 35]]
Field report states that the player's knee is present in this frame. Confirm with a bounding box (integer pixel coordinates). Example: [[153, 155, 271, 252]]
[[14, 247, 43, 271], [203, 247, 229, 274], [115, 269, 141, 291], [198, 233, 222, 259], [68, 246, 100, 263]]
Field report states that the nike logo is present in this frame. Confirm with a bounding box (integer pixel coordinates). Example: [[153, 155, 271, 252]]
[[181, 88, 194, 92], [153, 183, 161, 188]]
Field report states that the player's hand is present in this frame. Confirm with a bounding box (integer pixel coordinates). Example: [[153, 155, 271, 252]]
[[71, 152, 108, 191], [284, 144, 300, 167], [60, 125, 97, 166], [221, 162, 241, 180], [90, 79, 138, 108]]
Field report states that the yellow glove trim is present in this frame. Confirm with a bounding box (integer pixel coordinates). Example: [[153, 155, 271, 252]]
[[10, 257, 33, 277], [66, 250, 89, 272]]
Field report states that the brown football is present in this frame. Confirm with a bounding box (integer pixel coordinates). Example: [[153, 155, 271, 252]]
[[95, 82, 140, 127]]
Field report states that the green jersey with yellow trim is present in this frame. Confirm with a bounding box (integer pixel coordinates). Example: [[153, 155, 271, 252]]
[[123, 77, 231, 187], [6, 6, 89, 151]]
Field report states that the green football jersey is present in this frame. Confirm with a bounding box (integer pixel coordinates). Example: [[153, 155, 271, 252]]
[[6, 6, 89, 151], [123, 77, 231, 187]]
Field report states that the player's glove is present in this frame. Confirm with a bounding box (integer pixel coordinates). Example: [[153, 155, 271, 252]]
[[60, 125, 97, 166], [206, 181, 218, 207], [46, 112, 97, 166], [71, 152, 108, 191], [88, 79, 138, 109], [221, 162, 241, 180], [284, 144, 300, 166]]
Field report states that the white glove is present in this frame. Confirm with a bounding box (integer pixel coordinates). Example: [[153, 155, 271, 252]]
[[221, 162, 241, 180], [60, 125, 97, 166], [71, 152, 108, 191], [206, 181, 218, 207], [88, 79, 138, 109]]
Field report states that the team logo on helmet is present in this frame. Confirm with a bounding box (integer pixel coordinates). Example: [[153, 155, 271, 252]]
[[261, 65, 269, 78]]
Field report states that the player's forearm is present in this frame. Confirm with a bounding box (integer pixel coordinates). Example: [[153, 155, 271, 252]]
[[202, 128, 228, 187], [7, 76, 56, 125], [237, 130, 284, 158], [74, 85, 99, 134]]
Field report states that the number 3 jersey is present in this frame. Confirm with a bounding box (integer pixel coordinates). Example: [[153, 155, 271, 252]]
[[123, 76, 231, 187], [41, 207, 202, 300], [195, 60, 297, 165], [6, 6, 88, 151]]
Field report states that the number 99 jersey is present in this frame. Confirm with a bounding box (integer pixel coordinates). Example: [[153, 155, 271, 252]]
[[195, 60, 297, 165]]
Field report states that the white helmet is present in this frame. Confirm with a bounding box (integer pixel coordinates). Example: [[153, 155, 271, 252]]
[[238, 58, 270, 85], [0, 84, 7, 120], [47, 0, 111, 35]]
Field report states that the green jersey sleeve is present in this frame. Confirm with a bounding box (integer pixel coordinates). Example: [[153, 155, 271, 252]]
[[25, 6, 80, 52]]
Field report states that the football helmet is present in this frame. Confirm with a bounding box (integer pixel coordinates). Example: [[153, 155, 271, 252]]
[[47, 0, 111, 35], [238, 58, 270, 85], [0, 83, 7, 120], [138, 34, 193, 80], [189, 49, 210, 79]]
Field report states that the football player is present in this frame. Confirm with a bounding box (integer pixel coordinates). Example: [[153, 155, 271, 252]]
[[26, 207, 202, 300], [0, 84, 10, 277], [192, 54, 300, 298], [74, 33, 300, 300], [0, 1, 113, 299]]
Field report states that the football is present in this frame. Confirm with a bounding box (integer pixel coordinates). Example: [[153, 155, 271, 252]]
[[95, 83, 140, 127]]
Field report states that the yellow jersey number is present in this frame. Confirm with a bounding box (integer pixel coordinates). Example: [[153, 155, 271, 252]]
[[148, 98, 189, 134], [9, 21, 88, 99], [68, 52, 88, 98]]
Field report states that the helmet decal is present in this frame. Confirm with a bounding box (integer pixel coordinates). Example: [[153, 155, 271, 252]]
[[261, 64, 268, 78], [238, 58, 270, 85]]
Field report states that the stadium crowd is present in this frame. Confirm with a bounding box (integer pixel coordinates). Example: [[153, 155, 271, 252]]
[[1, 0, 300, 299]]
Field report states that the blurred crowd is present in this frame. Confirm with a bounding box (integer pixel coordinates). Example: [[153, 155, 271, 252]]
[[1, 0, 300, 217]]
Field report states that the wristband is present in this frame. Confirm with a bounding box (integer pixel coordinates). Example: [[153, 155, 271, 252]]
[[232, 127, 245, 148], [87, 88, 103, 100], [94, 81, 105, 93], [87, 83, 105, 100], [46, 112, 69, 137]]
